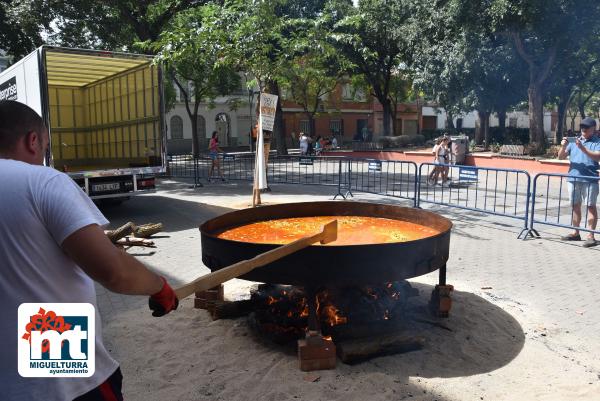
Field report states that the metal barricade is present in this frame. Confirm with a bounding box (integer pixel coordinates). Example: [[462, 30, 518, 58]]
[[219, 153, 255, 182], [338, 159, 419, 207], [166, 154, 196, 178], [268, 155, 344, 188], [417, 163, 532, 238], [529, 173, 600, 238]]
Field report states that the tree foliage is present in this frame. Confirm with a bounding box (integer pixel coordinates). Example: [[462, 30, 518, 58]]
[[327, 0, 413, 137], [278, 17, 348, 135], [0, 0, 53, 59], [152, 4, 241, 157]]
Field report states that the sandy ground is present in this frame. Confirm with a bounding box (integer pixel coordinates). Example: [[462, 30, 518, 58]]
[[98, 179, 600, 401]]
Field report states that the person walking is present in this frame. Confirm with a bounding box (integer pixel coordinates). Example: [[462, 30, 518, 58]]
[[0, 100, 178, 401], [428, 136, 450, 185], [208, 131, 225, 182], [558, 117, 600, 247], [299, 132, 309, 155]]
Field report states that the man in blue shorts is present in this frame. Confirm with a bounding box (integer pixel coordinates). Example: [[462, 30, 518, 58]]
[[558, 117, 600, 247]]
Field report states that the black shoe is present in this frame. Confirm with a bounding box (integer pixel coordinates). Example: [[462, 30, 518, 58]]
[[560, 234, 581, 241]]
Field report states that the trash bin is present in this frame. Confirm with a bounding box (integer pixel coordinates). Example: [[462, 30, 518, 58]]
[[450, 136, 469, 165]]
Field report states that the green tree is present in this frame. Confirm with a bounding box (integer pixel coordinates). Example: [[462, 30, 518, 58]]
[[387, 71, 413, 136], [0, 0, 53, 59], [47, 0, 210, 50], [152, 4, 241, 157], [327, 0, 413, 137], [278, 18, 347, 136], [218, 0, 337, 154], [480, 0, 600, 153]]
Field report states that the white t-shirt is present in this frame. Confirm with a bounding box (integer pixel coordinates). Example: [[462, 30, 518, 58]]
[[0, 159, 119, 400], [299, 135, 309, 152]]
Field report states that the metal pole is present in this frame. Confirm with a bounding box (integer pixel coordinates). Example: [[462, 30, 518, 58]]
[[438, 264, 447, 286]]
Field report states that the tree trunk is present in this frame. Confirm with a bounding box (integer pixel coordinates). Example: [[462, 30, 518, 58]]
[[267, 80, 288, 155], [190, 113, 200, 158], [475, 110, 487, 145], [510, 33, 555, 155], [497, 109, 507, 139], [446, 112, 455, 130], [381, 99, 392, 137], [528, 85, 546, 154], [307, 112, 316, 139], [555, 91, 571, 143], [579, 103, 586, 119], [483, 112, 490, 149], [390, 101, 398, 136]]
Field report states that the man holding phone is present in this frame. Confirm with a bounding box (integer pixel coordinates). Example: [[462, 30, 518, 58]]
[[558, 117, 600, 247]]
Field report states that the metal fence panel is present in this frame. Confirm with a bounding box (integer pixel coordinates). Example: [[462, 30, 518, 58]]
[[341, 158, 419, 206], [417, 163, 532, 237], [529, 173, 600, 237]]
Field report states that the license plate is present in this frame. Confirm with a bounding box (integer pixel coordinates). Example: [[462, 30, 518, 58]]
[[93, 183, 120, 192]]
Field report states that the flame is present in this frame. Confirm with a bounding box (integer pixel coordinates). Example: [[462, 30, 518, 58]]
[[321, 305, 348, 326], [300, 305, 309, 318]]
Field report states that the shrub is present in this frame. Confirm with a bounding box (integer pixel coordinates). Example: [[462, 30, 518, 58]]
[[488, 127, 529, 144], [378, 135, 426, 149]]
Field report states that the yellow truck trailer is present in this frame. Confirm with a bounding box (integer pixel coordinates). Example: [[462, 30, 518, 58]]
[[0, 46, 166, 199]]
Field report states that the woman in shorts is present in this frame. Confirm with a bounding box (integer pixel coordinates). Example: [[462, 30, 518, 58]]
[[428, 136, 451, 185], [208, 131, 225, 182]]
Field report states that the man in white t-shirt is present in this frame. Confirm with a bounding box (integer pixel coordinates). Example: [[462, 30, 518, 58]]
[[0, 101, 179, 400]]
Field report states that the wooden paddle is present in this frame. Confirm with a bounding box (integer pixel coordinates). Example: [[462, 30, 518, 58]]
[[174, 220, 338, 300]]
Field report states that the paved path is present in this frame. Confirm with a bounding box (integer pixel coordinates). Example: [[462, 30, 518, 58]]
[[96, 178, 600, 401]]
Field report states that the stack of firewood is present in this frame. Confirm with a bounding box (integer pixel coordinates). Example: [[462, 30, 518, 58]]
[[104, 222, 164, 250]]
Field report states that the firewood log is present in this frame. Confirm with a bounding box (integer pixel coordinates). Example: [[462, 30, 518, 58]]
[[133, 223, 164, 238], [115, 237, 156, 248], [105, 222, 135, 243], [336, 334, 425, 365]]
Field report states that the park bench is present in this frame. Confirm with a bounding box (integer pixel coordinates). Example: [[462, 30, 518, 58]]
[[499, 144, 526, 157]]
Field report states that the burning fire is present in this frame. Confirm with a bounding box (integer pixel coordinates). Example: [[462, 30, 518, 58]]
[[251, 281, 415, 340], [320, 305, 348, 326]]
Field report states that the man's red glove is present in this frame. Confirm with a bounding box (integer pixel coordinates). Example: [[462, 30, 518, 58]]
[[149, 277, 179, 317]]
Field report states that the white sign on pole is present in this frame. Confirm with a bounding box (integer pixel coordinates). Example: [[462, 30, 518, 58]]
[[254, 93, 270, 190], [259, 93, 278, 132]]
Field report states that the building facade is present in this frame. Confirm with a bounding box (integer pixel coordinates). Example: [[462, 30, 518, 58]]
[[165, 77, 257, 155], [281, 83, 421, 144]]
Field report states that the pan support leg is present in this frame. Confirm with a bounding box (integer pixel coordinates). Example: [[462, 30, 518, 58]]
[[429, 264, 453, 318], [194, 285, 224, 310]]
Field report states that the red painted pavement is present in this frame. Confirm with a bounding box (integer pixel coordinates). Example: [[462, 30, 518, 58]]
[[322, 150, 569, 175]]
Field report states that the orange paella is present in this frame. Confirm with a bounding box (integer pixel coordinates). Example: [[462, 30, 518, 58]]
[[217, 216, 440, 246]]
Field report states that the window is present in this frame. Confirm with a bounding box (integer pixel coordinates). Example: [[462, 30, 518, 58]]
[[509, 117, 518, 128], [170, 116, 183, 140], [330, 119, 342, 135], [354, 88, 367, 102], [342, 84, 353, 101], [299, 120, 311, 135], [196, 115, 206, 138]]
